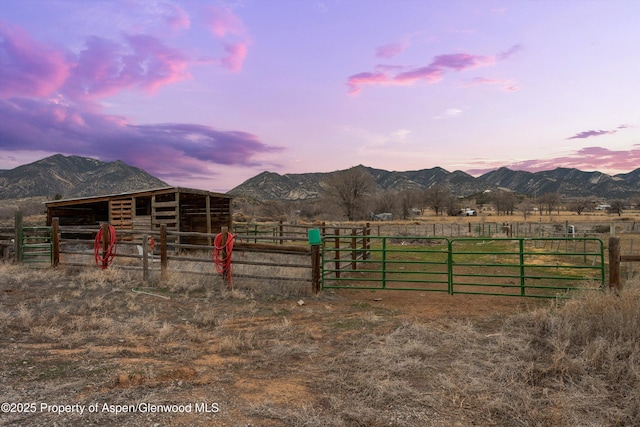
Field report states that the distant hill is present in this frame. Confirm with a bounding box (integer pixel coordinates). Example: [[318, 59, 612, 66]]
[[229, 164, 640, 202], [0, 154, 169, 200]]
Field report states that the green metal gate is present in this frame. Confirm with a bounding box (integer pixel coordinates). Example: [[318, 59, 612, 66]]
[[448, 237, 605, 297], [21, 226, 53, 266], [321, 236, 605, 298]]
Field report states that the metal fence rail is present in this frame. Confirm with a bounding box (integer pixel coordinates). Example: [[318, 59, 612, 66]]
[[322, 236, 450, 291], [322, 236, 605, 298], [449, 237, 605, 297]]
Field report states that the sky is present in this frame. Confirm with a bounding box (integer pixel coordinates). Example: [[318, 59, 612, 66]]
[[1, 0, 639, 193]]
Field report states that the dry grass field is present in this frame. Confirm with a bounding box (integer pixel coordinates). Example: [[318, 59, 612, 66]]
[[2, 259, 640, 427]]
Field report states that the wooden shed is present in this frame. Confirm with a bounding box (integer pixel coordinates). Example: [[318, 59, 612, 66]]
[[45, 187, 232, 244]]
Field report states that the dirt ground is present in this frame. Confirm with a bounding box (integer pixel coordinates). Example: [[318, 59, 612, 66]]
[[0, 263, 550, 427]]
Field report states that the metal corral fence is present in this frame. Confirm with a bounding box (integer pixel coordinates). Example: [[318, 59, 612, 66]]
[[4, 215, 639, 296], [321, 235, 606, 298], [233, 221, 370, 243], [369, 219, 640, 239]]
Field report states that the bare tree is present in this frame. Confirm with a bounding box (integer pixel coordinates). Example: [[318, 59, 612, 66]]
[[398, 189, 420, 219], [322, 166, 376, 221], [492, 190, 517, 215], [257, 200, 289, 221], [567, 199, 590, 215], [519, 198, 533, 219], [445, 195, 461, 216], [608, 200, 625, 216], [423, 185, 450, 216], [371, 189, 398, 216], [537, 192, 560, 215]]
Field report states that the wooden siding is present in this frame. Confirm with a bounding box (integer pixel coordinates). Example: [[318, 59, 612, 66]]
[[46, 187, 232, 243]]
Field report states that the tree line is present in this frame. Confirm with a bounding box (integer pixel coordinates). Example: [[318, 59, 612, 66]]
[[234, 166, 633, 222]]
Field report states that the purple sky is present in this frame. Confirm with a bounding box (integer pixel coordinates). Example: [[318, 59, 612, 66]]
[[1, 1, 639, 192]]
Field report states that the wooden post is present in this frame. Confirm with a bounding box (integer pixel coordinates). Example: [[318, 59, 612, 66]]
[[100, 223, 109, 269], [142, 234, 149, 282], [52, 218, 60, 267], [206, 195, 212, 246], [279, 220, 284, 245], [160, 224, 168, 278], [15, 210, 23, 263], [609, 236, 621, 292], [311, 244, 321, 293]]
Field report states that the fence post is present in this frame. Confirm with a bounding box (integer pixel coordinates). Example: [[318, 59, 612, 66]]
[[279, 220, 284, 245], [52, 217, 60, 267], [311, 244, 321, 293], [609, 236, 621, 292], [15, 211, 23, 263], [100, 223, 110, 269]]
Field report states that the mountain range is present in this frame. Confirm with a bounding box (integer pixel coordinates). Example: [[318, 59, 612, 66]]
[[228, 165, 640, 202], [0, 154, 168, 200], [1, 155, 639, 202]]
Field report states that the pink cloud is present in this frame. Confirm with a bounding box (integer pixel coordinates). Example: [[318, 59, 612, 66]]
[[206, 6, 246, 37], [164, 3, 191, 30], [431, 53, 495, 70], [62, 34, 190, 100], [347, 72, 391, 95], [463, 77, 520, 91], [348, 45, 519, 95], [393, 66, 444, 84], [566, 129, 617, 140], [497, 44, 522, 60], [0, 21, 70, 98], [0, 98, 283, 179], [566, 124, 636, 140], [221, 42, 249, 72], [2, 18, 253, 104], [0, 16, 263, 188], [375, 41, 408, 59], [203, 6, 251, 72]]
